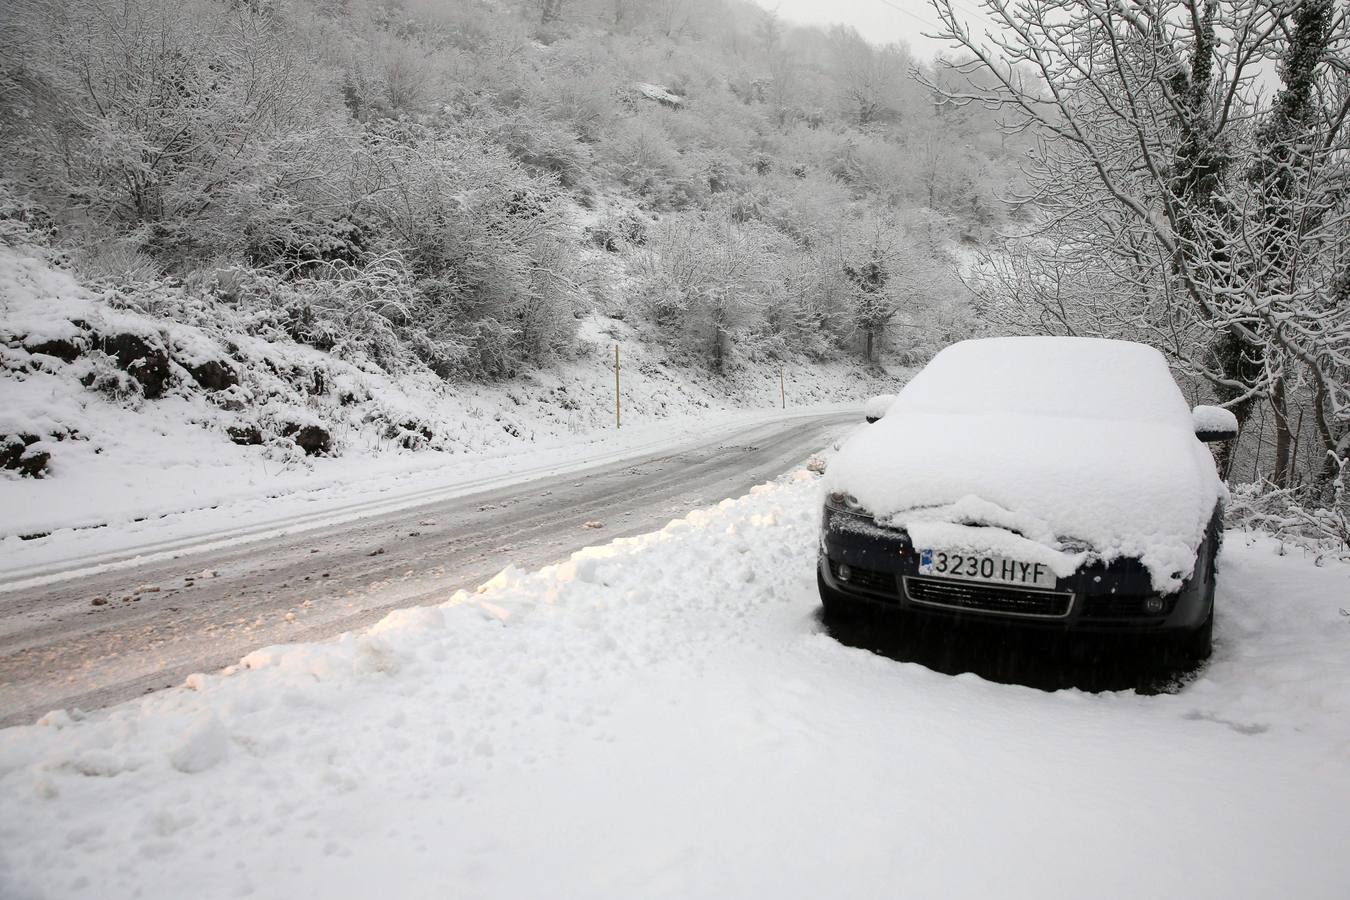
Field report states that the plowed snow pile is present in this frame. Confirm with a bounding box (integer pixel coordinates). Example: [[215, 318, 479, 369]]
[[2, 472, 1348, 899]]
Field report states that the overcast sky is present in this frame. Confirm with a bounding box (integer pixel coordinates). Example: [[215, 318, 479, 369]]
[[753, 0, 993, 61]]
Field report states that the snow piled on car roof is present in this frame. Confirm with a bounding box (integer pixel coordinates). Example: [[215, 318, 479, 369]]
[[825, 337, 1226, 591], [891, 336, 1194, 423]]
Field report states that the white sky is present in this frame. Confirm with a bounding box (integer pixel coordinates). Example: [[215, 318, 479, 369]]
[[752, 0, 995, 61]]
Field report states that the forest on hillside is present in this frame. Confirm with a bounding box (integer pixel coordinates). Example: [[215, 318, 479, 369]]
[[0, 0, 1023, 379]]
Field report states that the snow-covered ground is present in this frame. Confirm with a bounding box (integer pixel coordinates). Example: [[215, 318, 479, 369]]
[[2, 470, 1347, 899]]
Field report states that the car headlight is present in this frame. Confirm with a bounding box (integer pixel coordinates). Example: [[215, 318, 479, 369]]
[[1054, 536, 1093, 554], [826, 491, 867, 513]]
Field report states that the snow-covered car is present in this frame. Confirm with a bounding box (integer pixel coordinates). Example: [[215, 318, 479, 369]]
[[864, 394, 896, 423], [818, 337, 1238, 659]]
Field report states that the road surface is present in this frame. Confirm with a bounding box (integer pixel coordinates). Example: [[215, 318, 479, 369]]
[[0, 412, 856, 726]]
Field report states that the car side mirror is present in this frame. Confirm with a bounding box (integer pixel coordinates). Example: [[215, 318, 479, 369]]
[[1192, 405, 1238, 442], [864, 394, 896, 424]]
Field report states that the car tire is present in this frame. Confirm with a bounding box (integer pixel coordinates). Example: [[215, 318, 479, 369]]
[[1186, 535, 1219, 662], [1184, 605, 1214, 662]]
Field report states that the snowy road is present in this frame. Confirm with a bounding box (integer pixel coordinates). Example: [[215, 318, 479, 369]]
[[0, 411, 856, 727]]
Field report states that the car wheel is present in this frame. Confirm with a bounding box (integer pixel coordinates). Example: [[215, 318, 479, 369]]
[[1186, 536, 1219, 662], [1183, 605, 1214, 662]]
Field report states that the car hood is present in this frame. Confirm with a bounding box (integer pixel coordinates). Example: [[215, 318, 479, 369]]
[[824, 410, 1225, 592]]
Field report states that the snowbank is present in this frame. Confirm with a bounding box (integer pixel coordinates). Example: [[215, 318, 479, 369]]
[[1, 473, 1348, 899], [827, 337, 1225, 589]]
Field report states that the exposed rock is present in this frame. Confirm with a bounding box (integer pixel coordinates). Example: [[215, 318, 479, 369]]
[[283, 423, 331, 456], [2, 434, 48, 477], [384, 419, 434, 450], [227, 424, 263, 446], [102, 333, 171, 399], [25, 335, 83, 363], [1, 434, 32, 470], [633, 82, 684, 108], [187, 359, 238, 392], [18, 446, 50, 478]]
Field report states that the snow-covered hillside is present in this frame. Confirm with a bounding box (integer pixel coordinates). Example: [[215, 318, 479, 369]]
[[1, 245, 893, 550], [2, 471, 1347, 899]]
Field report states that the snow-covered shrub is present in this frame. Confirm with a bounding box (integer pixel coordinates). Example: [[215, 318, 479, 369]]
[[2, 0, 345, 264], [530, 53, 622, 144], [732, 170, 853, 245], [602, 120, 700, 210], [243, 210, 375, 274], [486, 110, 593, 188], [357, 123, 582, 377], [636, 213, 797, 372], [1227, 472, 1350, 562], [0, 182, 57, 248], [280, 256, 425, 372], [340, 33, 438, 120], [70, 243, 163, 284]]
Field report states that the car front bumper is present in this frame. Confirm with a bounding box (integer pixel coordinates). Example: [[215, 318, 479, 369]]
[[819, 506, 1213, 635]]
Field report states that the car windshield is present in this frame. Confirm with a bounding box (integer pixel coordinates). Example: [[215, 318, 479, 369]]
[[891, 336, 1192, 426]]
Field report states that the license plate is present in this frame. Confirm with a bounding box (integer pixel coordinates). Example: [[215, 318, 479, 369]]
[[918, 549, 1057, 589]]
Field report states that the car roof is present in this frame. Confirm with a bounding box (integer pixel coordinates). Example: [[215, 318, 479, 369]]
[[893, 336, 1190, 425]]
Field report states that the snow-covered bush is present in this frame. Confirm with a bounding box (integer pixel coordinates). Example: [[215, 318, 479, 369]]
[[356, 123, 583, 377], [0, 182, 57, 248], [602, 119, 701, 210], [70, 243, 163, 284], [1227, 472, 1350, 563], [636, 213, 793, 371], [2, 0, 346, 267], [243, 211, 375, 274]]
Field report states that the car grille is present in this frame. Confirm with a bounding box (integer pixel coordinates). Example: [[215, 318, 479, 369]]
[[828, 560, 899, 597], [1081, 594, 1177, 617], [903, 577, 1072, 619]]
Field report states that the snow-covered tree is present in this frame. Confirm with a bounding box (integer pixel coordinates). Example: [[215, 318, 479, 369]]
[[930, 0, 1350, 491]]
